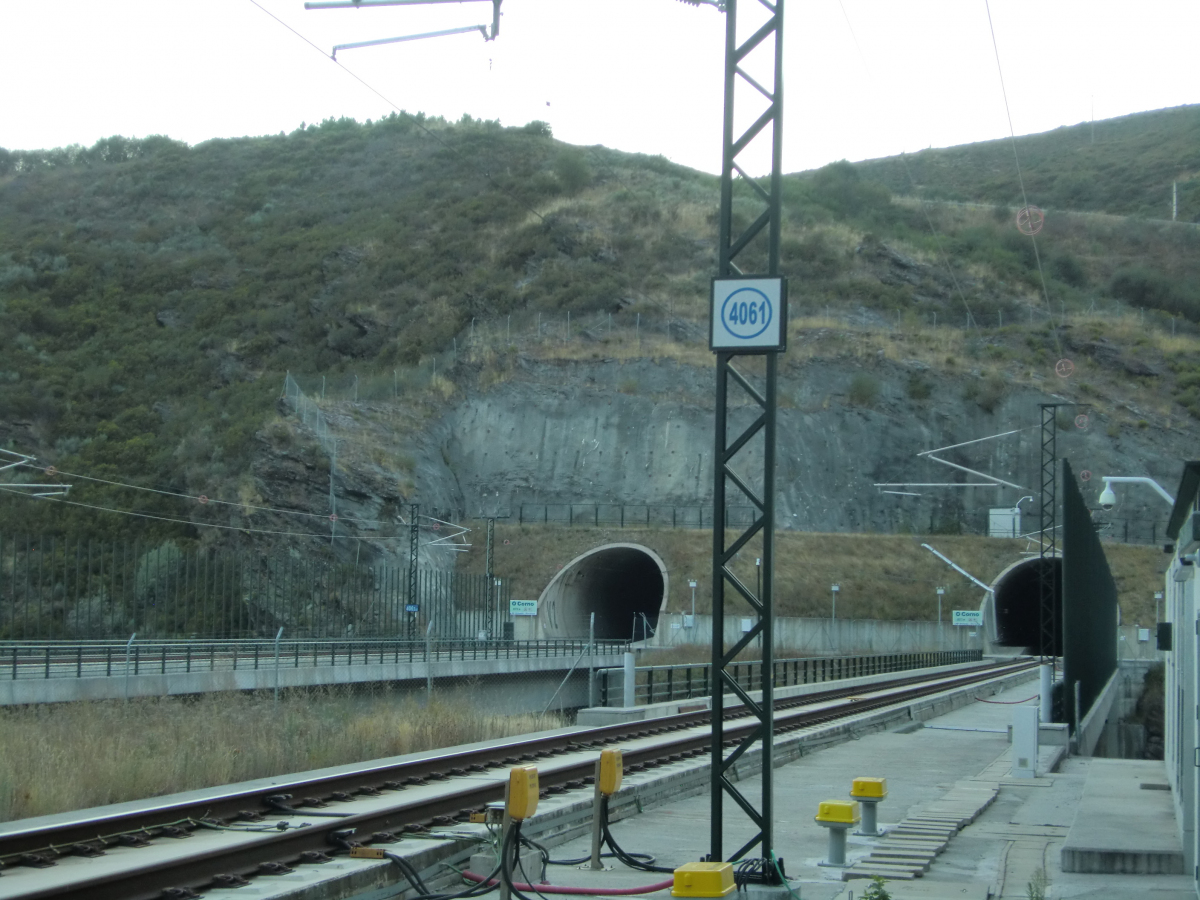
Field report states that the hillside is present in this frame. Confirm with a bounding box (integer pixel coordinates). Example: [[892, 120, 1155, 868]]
[[1, 110, 1199, 568], [852, 104, 1200, 222]]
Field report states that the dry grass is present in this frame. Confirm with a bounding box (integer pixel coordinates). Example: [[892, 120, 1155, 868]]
[[458, 526, 1165, 626], [0, 690, 561, 824]]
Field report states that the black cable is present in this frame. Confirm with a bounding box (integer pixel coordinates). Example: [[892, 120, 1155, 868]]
[[501, 823, 543, 900], [386, 850, 502, 900], [386, 850, 433, 895], [519, 835, 550, 882], [264, 794, 352, 818], [598, 797, 674, 874], [515, 832, 553, 900]]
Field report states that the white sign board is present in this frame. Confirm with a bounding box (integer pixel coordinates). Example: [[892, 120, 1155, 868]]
[[952, 610, 984, 627], [710, 277, 787, 352], [509, 599, 538, 617]]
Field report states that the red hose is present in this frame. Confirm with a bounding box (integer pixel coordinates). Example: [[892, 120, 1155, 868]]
[[461, 870, 674, 895]]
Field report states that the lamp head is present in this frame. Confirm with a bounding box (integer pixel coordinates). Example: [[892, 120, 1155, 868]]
[[1098, 482, 1117, 511]]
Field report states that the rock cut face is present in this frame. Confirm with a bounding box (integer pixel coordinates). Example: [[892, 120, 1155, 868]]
[[538, 544, 668, 640]]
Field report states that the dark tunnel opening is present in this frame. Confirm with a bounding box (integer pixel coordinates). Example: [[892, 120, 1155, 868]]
[[541, 545, 666, 640], [993, 557, 1063, 655]]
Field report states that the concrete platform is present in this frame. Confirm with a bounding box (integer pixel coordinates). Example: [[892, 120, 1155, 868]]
[[1061, 758, 1186, 875], [529, 679, 1195, 900]]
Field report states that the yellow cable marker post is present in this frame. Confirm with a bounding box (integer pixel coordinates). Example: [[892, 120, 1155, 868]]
[[814, 800, 861, 868], [507, 766, 539, 821], [591, 749, 624, 870], [671, 861, 735, 898], [598, 748, 624, 796], [850, 777, 888, 836]]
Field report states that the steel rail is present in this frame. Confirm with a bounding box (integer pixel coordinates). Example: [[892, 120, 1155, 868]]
[[0, 659, 1036, 900], [0, 658, 999, 857]]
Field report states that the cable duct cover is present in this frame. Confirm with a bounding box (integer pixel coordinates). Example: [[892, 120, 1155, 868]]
[[538, 544, 668, 640]]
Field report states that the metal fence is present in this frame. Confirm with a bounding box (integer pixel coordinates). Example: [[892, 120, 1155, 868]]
[[0, 637, 628, 682], [0, 534, 511, 641], [516, 503, 758, 529], [598, 649, 983, 706], [503, 504, 1163, 545]]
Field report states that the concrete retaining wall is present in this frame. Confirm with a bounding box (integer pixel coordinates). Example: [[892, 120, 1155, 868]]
[[648, 612, 979, 653], [0, 652, 627, 710]]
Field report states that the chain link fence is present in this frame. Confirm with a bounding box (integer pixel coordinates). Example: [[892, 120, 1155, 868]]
[[0, 533, 512, 641]]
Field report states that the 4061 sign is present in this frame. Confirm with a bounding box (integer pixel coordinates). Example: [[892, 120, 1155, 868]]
[[710, 276, 787, 352]]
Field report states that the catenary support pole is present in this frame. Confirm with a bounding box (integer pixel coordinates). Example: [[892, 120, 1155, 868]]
[[709, 0, 786, 874]]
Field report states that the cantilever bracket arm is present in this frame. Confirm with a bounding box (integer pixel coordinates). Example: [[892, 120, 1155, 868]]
[[1100, 476, 1175, 506]]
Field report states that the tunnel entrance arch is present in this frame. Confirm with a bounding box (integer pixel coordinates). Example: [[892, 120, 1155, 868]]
[[989, 555, 1063, 655], [537, 544, 668, 640]]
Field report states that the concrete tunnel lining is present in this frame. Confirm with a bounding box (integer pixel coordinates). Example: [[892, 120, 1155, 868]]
[[537, 544, 668, 640], [989, 555, 1063, 654]]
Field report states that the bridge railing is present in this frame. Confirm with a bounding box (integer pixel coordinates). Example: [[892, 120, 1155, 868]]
[[0, 638, 630, 681], [597, 649, 983, 706]]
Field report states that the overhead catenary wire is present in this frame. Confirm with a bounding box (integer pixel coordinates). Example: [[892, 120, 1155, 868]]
[[834, 0, 981, 331], [0, 485, 384, 541], [981, 0, 1060, 343], [247, 0, 545, 224], [6, 457, 471, 542], [20, 462, 386, 526]]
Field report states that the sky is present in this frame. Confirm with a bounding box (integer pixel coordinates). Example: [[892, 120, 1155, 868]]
[[0, 0, 1197, 176]]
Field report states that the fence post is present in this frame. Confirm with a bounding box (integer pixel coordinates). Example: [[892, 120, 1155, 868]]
[[123, 632, 137, 700], [426, 620, 434, 703], [274, 627, 284, 706], [623, 652, 636, 707], [588, 613, 596, 708]]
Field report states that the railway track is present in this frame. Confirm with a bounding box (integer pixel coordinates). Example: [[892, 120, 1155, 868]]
[[0, 658, 1036, 900]]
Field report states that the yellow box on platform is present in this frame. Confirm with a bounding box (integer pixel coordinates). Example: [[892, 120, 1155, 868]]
[[672, 862, 735, 898], [850, 777, 888, 800], [598, 749, 624, 796], [507, 766, 539, 821], [815, 800, 861, 825]]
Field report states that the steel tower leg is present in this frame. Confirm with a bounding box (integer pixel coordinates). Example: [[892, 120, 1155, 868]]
[[710, 0, 786, 876]]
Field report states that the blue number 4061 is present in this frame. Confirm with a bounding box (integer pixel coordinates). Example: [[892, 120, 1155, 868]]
[[729, 301, 765, 327]]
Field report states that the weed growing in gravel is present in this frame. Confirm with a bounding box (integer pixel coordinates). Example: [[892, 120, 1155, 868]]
[[0, 689, 561, 823]]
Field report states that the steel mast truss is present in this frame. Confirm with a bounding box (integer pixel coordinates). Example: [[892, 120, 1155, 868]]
[[710, 0, 786, 873]]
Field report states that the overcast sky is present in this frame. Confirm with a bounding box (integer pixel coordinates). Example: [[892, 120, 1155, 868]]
[[1, 1, 1196, 175]]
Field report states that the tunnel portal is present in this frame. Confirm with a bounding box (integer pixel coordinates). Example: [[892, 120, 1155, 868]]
[[991, 556, 1062, 655], [538, 544, 668, 640]]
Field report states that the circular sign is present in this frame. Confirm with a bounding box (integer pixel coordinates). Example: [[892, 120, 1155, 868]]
[[720, 288, 774, 341], [198, 495, 209, 505], [329, 513, 338, 522], [1080, 470, 1092, 482], [1016, 206, 1045, 236], [44, 466, 56, 476], [1075, 414, 1089, 430], [503, 539, 511, 545], [1055, 358, 1075, 378], [432, 522, 441, 531]]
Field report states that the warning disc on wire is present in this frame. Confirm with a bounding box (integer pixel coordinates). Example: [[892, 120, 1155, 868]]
[[1016, 206, 1044, 236]]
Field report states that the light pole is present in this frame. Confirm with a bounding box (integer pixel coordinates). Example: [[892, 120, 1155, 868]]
[[936, 586, 945, 649], [688, 580, 697, 625], [756, 558, 762, 600], [831, 583, 839, 624], [1155, 590, 1163, 623]]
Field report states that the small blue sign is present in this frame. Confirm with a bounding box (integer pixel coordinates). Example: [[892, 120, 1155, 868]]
[[710, 276, 787, 352], [405, 604, 420, 613], [720, 287, 773, 340]]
